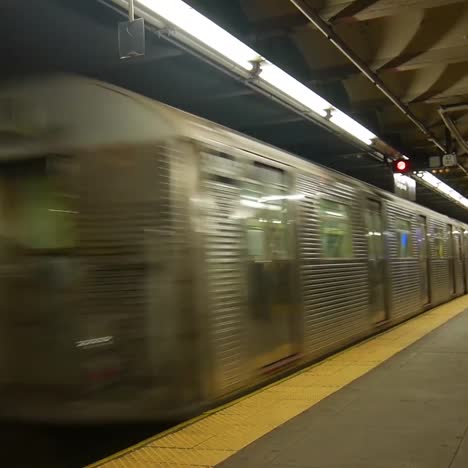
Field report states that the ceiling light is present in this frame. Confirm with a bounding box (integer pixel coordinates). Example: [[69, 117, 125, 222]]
[[329, 109, 377, 145], [259, 63, 330, 117], [259, 194, 306, 202], [122, 1, 380, 146], [138, 0, 260, 70], [415, 171, 468, 208]]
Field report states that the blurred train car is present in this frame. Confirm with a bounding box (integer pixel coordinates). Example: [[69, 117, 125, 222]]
[[0, 75, 466, 422]]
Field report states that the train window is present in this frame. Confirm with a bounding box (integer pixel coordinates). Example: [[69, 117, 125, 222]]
[[395, 219, 411, 257], [433, 228, 445, 258], [0, 159, 76, 251], [319, 199, 352, 258]]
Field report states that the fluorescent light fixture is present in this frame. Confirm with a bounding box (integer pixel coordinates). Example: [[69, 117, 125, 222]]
[[138, 0, 260, 70], [128, 1, 381, 146], [259, 194, 305, 202], [330, 109, 377, 145], [259, 63, 331, 117], [415, 171, 468, 209]]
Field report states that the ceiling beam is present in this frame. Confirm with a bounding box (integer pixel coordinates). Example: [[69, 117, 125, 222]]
[[377, 45, 468, 72], [326, 0, 380, 23], [289, 0, 446, 154], [320, 0, 467, 22]]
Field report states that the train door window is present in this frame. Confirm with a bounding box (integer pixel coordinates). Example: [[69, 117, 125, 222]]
[[319, 199, 352, 258], [454, 229, 462, 261], [448, 224, 456, 294], [365, 204, 383, 259], [433, 227, 445, 258], [242, 163, 291, 260], [396, 219, 411, 257], [247, 228, 265, 260]]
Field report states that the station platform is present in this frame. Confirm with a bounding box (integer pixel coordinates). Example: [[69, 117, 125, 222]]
[[91, 296, 468, 468]]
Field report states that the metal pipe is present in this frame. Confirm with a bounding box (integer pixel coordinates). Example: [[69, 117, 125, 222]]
[[128, 0, 134, 21], [289, 0, 446, 154]]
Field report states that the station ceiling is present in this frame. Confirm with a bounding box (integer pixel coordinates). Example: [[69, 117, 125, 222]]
[[2, 0, 468, 222]]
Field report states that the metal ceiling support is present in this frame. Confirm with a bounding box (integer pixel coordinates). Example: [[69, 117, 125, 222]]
[[439, 107, 468, 155], [289, 0, 447, 154], [438, 105, 468, 176]]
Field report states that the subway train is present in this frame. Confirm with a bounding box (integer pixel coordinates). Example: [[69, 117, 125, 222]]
[[0, 75, 466, 423]]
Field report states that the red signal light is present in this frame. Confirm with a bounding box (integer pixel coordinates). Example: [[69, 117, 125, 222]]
[[396, 160, 406, 171], [392, 158, 411, 174]]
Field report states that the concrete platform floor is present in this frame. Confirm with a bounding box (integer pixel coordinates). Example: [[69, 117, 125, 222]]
[[219, 309, 468, 468], [92, 297, 468, 468]]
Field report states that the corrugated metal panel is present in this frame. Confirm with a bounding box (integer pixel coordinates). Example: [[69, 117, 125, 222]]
[[297, 172, 369, 356], [386, 201, 420, 320], [201, 153, 248, 396]]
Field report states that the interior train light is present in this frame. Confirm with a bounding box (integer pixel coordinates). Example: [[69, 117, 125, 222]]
[[137, 0, 260, 70], [259, 63, 330, 117], [260, 194, 305, 202], [329, 109, 377, 145], [240, 199, 281, 211]]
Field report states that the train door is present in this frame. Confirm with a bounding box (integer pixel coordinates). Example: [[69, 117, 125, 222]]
[[416, 216, 431, 305], [464, 230, 468, 293], [243, 162, 297, 369], [365, 200, 387, 323], [448, 224, 456, 294], [453, 226, 463, 295]]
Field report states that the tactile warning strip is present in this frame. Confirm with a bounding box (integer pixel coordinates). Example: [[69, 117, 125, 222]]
[[90, 296, 468, 468]]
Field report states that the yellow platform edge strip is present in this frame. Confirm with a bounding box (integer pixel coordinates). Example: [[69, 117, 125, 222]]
[[88, 296, 468, 468]]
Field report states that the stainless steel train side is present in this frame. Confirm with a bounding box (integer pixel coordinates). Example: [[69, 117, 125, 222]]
[[0, 75, 466, 423]]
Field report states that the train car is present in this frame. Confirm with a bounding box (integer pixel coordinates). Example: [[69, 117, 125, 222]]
[[0, 75, 466, 423]]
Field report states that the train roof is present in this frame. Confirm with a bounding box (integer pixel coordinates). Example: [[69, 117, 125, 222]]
[[0, 74, 465, 226]]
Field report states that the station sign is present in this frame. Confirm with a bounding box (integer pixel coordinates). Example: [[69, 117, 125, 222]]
[[427, 153, 457, 170], [428, 155, 441, 168], [442, 153, 457, 167], [119, 18, 145, 59], [394, 173, 416, 201]]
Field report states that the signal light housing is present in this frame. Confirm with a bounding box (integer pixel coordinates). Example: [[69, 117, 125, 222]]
[[392, 158, 411, 174]]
